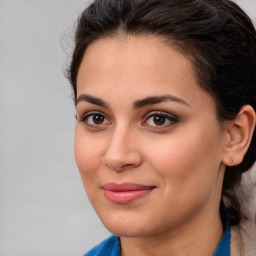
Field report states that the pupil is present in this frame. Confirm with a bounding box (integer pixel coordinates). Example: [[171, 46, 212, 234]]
[[93, 115, 104, 124], [154, 116, 165, 125]]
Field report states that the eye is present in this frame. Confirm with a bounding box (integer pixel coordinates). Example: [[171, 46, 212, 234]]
[[142, 112, 178, 128], [88, 114, 106, 125], [77, 112, 110, 127]]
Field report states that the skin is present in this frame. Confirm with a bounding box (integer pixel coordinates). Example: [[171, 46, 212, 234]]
[[74, 35, 255, 256]]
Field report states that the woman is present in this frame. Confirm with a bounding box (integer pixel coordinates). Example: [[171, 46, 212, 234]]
[[67, 0, 256, 255]]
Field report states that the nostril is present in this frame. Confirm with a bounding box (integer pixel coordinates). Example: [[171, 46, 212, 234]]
[[117, 163, 135, 171], [102, 144, 142, 171], [123, 163, 136, 168], [117, 162, 142, 171]]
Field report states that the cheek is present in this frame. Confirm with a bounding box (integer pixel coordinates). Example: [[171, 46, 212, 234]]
[[74, 127, 104, 186], [144, 126, 223, 196]]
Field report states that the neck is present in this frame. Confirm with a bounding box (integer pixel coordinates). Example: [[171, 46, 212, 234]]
[[120, 208, 224, 256]]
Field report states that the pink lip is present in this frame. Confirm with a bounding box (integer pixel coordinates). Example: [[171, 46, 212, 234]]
[[102, 183, 156, 204]]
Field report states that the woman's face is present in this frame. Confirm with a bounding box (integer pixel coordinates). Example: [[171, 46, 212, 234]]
[[75, 35, 228, 237]]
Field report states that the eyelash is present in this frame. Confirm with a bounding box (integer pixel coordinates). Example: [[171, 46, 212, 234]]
[[76, 111, 179, 129], [76, 111, 110, 128], [142, 111, 179, 129]]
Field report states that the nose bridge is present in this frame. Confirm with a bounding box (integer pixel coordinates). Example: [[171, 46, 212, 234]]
[[102, 121, 141, 170], [108, 122, 129, 153]]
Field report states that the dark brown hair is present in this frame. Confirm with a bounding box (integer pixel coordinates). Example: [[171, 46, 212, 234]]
[[67, 0, 256, 225]]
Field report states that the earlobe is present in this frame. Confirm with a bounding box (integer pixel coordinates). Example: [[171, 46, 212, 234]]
[[222, 105, 256, 166]]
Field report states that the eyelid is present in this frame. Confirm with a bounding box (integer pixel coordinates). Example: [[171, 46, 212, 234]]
[[142, 111, 179, 127], [77, 110, 105, 121], [143, 111, 178, 121], [76, 111, 111, 128], [76, 110, 178, 129]]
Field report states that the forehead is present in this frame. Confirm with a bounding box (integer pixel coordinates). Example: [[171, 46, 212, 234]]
[[79, 35, 191, 73], [76, 35, 214, 110]]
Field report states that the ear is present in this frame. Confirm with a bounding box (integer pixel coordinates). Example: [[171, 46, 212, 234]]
[[222, 105, 256, 166]]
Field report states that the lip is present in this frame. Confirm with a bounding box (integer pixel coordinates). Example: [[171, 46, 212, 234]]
[[102, 182, 156, 204]]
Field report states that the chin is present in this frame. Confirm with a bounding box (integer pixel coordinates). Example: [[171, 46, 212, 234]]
[[99, 213, 151, 237], [106, 225, 150, 238]]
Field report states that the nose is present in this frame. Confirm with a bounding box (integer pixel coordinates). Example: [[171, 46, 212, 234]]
[[102, 125, 142, 171]]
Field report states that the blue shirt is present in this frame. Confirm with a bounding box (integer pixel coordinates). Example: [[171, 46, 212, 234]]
[[84, 220, 230, 256]]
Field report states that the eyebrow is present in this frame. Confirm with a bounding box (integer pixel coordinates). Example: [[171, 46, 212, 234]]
[[76, 94, 190, 108], [76, 94, 109, 108], [133, 95, 190, 108]]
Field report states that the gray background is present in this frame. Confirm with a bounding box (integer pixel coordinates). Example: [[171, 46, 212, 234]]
[[0, 1, 255, 255]]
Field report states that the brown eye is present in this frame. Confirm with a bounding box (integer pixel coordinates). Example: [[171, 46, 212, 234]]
[[92, 114, 105, 124], [153, 116, 166, 125], [77, 112, 110, 127], [143, 112, 178, 129]]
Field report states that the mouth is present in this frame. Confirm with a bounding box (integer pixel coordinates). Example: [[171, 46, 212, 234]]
[[102, 182, 156, 204]]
